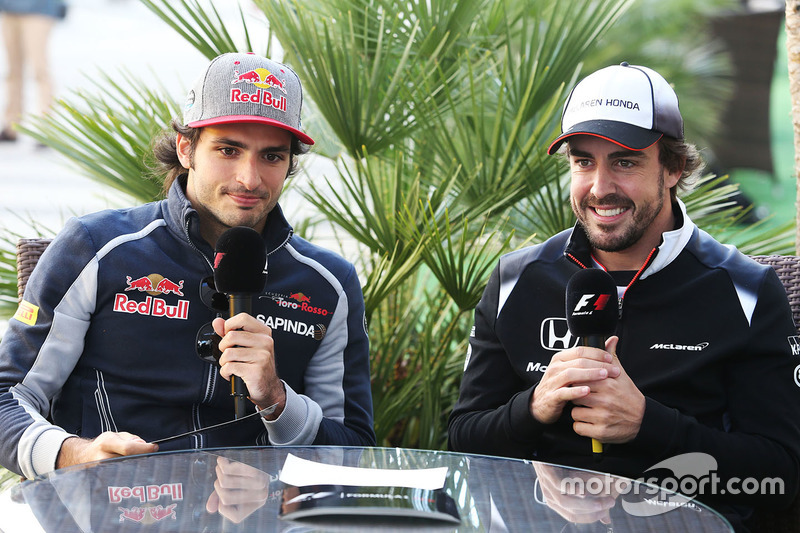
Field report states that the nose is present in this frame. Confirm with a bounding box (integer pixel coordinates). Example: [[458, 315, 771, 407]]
[[589, 164, 617, 199], [236, 155, 262, 191]]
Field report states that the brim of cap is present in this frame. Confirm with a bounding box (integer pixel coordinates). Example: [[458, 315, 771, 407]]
[[187, 115, 315, 145], [547, 120, 661, 155]]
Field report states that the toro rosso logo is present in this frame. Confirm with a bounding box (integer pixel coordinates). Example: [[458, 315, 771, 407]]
[[264, 291, 331, 316], [114, 274, 189, 320]]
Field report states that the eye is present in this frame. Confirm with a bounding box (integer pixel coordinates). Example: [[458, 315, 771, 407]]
[[219, 147, 238, 157], [616, 159, 635, 168], [265, 152, 287, 163]]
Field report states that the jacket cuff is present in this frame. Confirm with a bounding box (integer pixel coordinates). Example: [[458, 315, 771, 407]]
[[508, 385, 547, 441], [262, 381, 322, 445], [21, 426, 74, 479]]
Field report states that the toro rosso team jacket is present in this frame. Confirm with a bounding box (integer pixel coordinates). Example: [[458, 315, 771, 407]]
[[448, 200, 800, 515], [0, 178, 375, 479]]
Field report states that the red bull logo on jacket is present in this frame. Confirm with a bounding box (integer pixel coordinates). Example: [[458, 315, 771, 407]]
[[115, 274, 189, 320], [124, 274, 184, 296]]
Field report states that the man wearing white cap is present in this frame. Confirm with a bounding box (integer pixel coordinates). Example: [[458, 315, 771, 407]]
[[0, 53, 376, 479], [449, 63, 799, 528]]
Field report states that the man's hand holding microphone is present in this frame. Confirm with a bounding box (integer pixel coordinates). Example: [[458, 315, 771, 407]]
[[529, 269, 645, 458]]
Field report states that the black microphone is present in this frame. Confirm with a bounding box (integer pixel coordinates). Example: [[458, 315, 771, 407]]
[[565, 268, 619, 460], [213, 226, 268, 419]]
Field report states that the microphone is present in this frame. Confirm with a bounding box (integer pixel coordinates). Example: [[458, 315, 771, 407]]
[[565, 268, 619, 461], [213, 226, 268, 419]]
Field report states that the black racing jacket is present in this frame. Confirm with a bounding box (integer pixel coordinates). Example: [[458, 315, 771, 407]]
[[448, 200, 800, 518]]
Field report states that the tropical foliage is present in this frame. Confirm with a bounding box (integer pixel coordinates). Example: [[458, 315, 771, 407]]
[[0, 0, 793, 457]]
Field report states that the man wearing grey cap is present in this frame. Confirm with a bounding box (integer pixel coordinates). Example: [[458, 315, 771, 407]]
[[449, 63, 799, 528], [0, 53, 376, 479]]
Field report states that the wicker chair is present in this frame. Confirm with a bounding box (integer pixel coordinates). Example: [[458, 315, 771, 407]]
[[15, 238, 52, 301], [744, 255, 800, 532], [11, 240, 800, 529]]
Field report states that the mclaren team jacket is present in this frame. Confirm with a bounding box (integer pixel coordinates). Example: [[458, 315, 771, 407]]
[[448, 200, 800, 516], [0, 178, 375, 479]]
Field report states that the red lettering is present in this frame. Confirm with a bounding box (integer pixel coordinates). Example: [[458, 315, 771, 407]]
[[113, 294, 189, 320], [137, 297, 151, 315], [132, 486, 146, 503]]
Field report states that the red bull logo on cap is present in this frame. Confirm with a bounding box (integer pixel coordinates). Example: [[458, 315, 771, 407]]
[[230, 61, 288, 114], [232, 64, 287, 94]]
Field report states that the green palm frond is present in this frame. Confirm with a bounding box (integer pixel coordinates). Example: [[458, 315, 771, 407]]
[[19, 70, 179, 203], [140, 0, 264, 58], [255, 0, 480, 158], [682, 175, 795, 255], [413, 204, 517, 311]]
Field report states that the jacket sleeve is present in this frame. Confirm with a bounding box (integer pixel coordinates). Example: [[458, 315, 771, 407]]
[[262, 265, 375, 446], [631, 268, 800, 508], [0, 219, 97, 478], [448, 262, 548, 458]]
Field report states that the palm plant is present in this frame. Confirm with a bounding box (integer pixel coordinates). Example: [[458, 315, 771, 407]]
[[0, 0, 793, 455]]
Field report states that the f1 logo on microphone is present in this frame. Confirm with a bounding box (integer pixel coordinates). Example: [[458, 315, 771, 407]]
[[573, 293, 612, 313]]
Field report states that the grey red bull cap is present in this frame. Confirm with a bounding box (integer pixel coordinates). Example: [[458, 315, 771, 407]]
[[547, 62, 683, 155], [183, 52, 314, 145]]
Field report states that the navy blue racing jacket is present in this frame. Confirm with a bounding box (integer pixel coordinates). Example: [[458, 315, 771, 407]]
[[0, 178, 375, 478]]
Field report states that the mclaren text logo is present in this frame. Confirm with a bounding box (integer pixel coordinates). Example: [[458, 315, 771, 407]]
[[527, 362, 548, 373], [540, 318, 580, 351], [649, 342, 709, 352]]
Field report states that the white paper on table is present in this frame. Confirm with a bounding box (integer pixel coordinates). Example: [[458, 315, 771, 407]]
[[279, 454, 448, 490]]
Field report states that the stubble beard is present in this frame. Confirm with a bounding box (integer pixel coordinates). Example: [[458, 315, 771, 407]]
[[572, 169, 665, 253]]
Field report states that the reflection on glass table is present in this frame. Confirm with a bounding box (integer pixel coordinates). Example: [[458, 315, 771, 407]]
[[0, 446, 733, 532]]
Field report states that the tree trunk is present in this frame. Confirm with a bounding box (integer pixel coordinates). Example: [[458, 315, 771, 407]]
[[787, 1, 800, 254]]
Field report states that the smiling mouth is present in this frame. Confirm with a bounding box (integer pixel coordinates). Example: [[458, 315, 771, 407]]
[[594, 206, 628, 217]]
